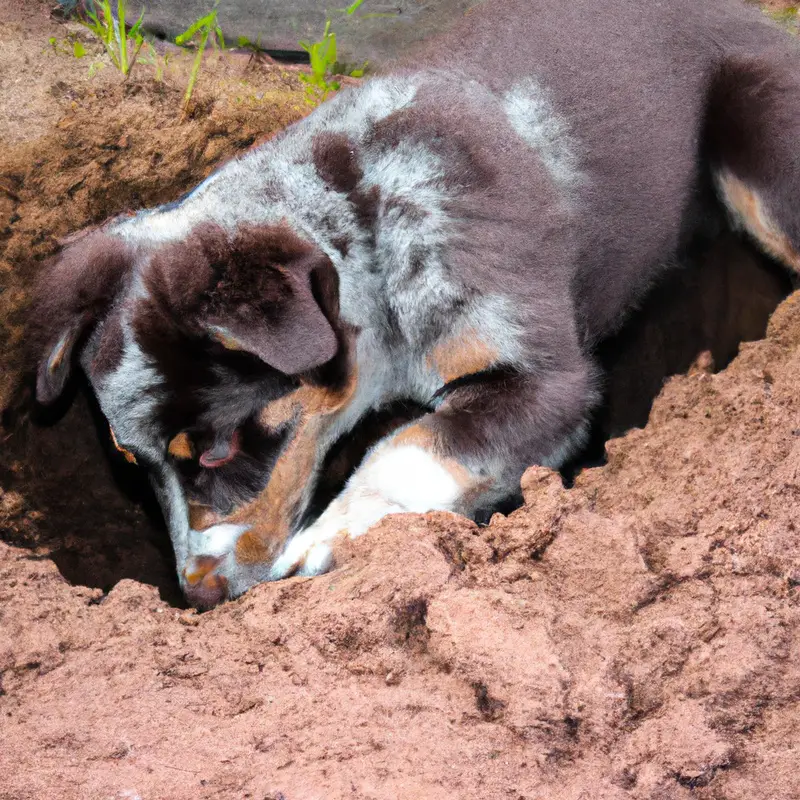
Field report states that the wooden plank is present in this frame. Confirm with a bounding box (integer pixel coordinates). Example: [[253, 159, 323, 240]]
[[123, 0, 480, 67]]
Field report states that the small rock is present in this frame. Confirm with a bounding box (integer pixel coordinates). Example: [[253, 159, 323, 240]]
[[179, 611, 200, 627], [385, 670, 402, 686]]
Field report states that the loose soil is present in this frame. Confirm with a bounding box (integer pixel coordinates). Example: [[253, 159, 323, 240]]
[[1, 3, 800, 799]]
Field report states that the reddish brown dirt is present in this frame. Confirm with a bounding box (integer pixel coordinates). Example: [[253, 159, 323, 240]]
[[2, 4, 800, 799]]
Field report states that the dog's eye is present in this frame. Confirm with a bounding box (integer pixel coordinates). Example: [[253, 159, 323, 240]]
[[199, 428, 241, 469], [109, 427, 137, 465]]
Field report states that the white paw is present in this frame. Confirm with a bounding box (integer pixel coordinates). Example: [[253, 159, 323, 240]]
[[268, 524, 339, 580]]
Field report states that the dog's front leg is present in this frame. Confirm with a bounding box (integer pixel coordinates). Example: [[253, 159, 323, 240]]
[[268, 365, 597, 580], [180, 363, 597, 607]]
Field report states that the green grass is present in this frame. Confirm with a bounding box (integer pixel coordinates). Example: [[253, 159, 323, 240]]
[[175, 7, 225, 111], [298, 0, 370, 103], [56, 0, 375, 113], [61, 0, 224, 110], [75, 0, 146, 77]]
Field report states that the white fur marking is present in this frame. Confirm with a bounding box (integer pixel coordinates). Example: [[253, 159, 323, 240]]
[[189, 523, 249, 558], [268, 443, 464, 579], [358, 444, 462, 516], [504, 78, 583, 189]]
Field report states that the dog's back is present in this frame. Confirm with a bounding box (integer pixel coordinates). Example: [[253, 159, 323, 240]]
[[407, 0, 793, 339]]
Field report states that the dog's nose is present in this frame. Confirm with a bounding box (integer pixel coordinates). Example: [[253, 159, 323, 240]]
[[182, 555, 228, 609]]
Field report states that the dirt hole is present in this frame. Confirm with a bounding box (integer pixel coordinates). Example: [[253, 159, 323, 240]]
[[564, 232, 792, 477], [0, 47, 790, 603], [2, 231, 790, 602]]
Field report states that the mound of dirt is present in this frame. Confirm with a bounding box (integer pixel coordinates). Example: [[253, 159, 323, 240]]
[[3, 303, 800, 799], [2, 3, 800, 799]]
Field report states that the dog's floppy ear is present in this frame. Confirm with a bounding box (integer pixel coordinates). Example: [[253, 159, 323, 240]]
[[147, 223, 340, 375], [205, 224, 341, 374], [206, 266, 339, 376], [30, 230, 132, 404]]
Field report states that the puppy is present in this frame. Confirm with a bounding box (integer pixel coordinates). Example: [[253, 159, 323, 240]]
[[29, 0, 800, 607]]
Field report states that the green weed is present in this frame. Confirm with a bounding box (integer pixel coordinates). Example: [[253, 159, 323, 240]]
[[48, 34, 86, 59], [74, 0, 146, 77], [53, 0, 373, 114], [175, 6, 225, 110], [136, 43, 175, 83], [58, 1, 223, 111], [298, 0, 369, 103]]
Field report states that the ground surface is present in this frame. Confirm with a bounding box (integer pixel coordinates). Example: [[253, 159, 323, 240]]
[[2, 3, 800, 799]]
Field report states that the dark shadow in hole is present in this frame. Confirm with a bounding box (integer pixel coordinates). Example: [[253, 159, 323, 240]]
[[1, 372, 186, 607], [562, 231, 793, 481]]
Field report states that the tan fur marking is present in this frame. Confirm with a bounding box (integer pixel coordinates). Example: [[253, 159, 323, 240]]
[[109, 427, 137, 465], [233, 528, 275, 564], [48, 336, 71, 373], [231, 372, 359, 565], [188, 503, 223, 531], [212, 329, 244, 351], [720, 172, 800, 272], [168, 432, 194, 460], [258, 393, 302, 431], [391, 423, 438, 449], [428, 330, 498, 383]]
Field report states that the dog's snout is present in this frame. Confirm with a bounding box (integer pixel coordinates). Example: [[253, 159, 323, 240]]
[[182, 555, 229, 609]]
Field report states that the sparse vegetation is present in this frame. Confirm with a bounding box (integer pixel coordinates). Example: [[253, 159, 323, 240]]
[[73, 0, 146, 77], [49, 0, 374, 113], [174, 7, 225, 111], [299, 0, 369, 103], [55, 1, 227, 111]]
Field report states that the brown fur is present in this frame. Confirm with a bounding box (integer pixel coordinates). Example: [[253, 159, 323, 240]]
[[330, 234, 351, 258], [90, 314, 125, 376], [427, 331, 499, 384], [30, 231, 134, 403], [348, 184, 381, 232], [311, 132, 363, 193], [187, 503, 225, 530], [136, 221, 339, 376], [229, 373, 360, 563], [369, 100, 495, 192]]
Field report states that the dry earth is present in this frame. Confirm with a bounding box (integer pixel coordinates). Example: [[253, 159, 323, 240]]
[[2, 3, 800, 799]]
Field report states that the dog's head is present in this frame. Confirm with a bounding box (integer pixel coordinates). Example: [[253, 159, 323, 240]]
[[29, 215, 349, 559]]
